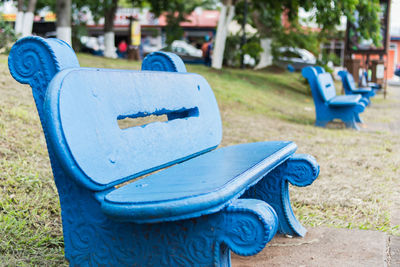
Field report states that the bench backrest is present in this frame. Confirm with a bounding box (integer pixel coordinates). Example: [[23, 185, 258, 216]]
[[302, 66, 337, 106], [338, 70, 356, 94], [9, 37, 222, 191], [316, 72, 337, 102]]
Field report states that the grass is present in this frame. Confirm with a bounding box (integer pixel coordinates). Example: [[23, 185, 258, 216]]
[[1, 53, 400, 265]]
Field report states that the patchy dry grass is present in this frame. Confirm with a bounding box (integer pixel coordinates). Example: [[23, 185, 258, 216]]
[[1, 53, 400, 265]]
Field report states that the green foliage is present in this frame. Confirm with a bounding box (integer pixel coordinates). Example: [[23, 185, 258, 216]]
[[224, 33, 261, 68], [243, 41, 263, 62], [271, 28, 320, 59], [71, 23, 88, 52], [145, 0, 213, 45], [36, 0, 56, 13], [311, 0, 382, 47], [0, 16, 17, 54], [355, 0, 382, 47], [224, 34, 242, 67], [73, 0, 110, 23], [248, 0, 382, 58], [320, 52, 341, 67]]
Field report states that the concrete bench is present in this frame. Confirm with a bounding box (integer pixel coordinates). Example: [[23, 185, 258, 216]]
[[9, 36, 319, 266], [338, 70, 376, 105], [337, 70, 376, 105], [302, 66, 366, 130], [314, 66, 374, 101]]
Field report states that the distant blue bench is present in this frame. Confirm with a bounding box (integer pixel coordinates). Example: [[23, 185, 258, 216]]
[[361, 69, 381, 90], [9, 37, 319, 266], [302, 66, 366, 130], [337, 70, 375, 105]]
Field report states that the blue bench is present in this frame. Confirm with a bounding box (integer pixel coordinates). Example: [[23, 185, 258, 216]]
[[361, 70, 381, 90], [9, 37, 319, 266], [337, 70, 375, 105], [302, 66, 366, 130]]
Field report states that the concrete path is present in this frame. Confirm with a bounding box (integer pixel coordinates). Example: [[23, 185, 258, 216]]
[[231, 227, 393, 267]]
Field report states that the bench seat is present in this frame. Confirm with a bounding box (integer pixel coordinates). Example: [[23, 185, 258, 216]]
[[353, 87, 374, 93], [102, 141, 297, 223], [328, 94, 362, 106]]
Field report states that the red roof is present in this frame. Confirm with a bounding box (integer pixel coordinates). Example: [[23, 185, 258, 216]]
[[158, 10, 219, 28]]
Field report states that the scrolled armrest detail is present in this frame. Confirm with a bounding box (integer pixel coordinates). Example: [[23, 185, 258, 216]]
[[141, 51, 187, 72], [284, 154, 319, 187], [242, 154, 320, 237], [8, 36, 79, 104], [219, 199, 278, 256]]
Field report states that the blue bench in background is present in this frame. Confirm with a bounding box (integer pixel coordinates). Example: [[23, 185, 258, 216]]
[[337, 70, 376, 105], [302, 66, 366, 130], [361, 70, 381, 90], [9, 37, 319, 266]]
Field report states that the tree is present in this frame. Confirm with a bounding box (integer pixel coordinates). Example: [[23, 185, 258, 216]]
[[14, 0, 24, 35], [0, 15, 17, 52], [74, 0, 119, 58], [250, 2, 282, 69], [254, 0, 382, 69], [212, 0, 236, 69], [146, 0, 211, 45], [213, 0, 382, 69], [56, 0, 72, 45], [21, 0, 38, 37], [103, 0, 119, 58]]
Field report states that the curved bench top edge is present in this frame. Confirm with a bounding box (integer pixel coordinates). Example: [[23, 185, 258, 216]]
[[44, 67, 223, 191]]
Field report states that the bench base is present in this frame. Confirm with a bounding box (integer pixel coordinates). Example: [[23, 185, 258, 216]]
[[57, 173, 278, 266], [242, 154, 319, 237]]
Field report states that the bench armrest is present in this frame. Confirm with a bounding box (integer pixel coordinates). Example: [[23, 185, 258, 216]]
[[8, 37, 79, 108]]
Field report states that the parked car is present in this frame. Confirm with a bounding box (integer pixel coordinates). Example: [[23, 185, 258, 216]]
[[80, 36, 105, 56], [395, 64, 400, 77], [142, 43, 162, 56], [161, 40, 203, 63], [275, 47, 316, 71]]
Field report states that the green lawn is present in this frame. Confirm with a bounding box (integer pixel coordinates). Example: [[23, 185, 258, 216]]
[[1, 53, 400, 265]]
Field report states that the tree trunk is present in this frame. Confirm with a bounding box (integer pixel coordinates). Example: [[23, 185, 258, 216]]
[[15, 0, 24, 35], [103, 0, 118, 58], [254, 38, 273, 69], [56, 0, 72, 45], [212, 0, 235, 69], [252, 11, 274, 69], [21, 0, 37, 37]]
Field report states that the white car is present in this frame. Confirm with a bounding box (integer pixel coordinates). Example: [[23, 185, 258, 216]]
[[162, 40, 203, 63], [275, 47, 316, 70]]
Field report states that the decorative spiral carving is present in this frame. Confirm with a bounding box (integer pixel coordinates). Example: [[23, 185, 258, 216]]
[[355, 101, 366, 113], [69, 223, 96, 251], [285, 154, 319, 187], [185, 234, 213, 264], [8, 37, 57, 87], [58, 180, 277, 266], [8, 37, 79, 110], [141, 51, 187, 72], [15, 49, 40, 78], [222, 199, 278, 256], [241, 154, 319, 237]]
